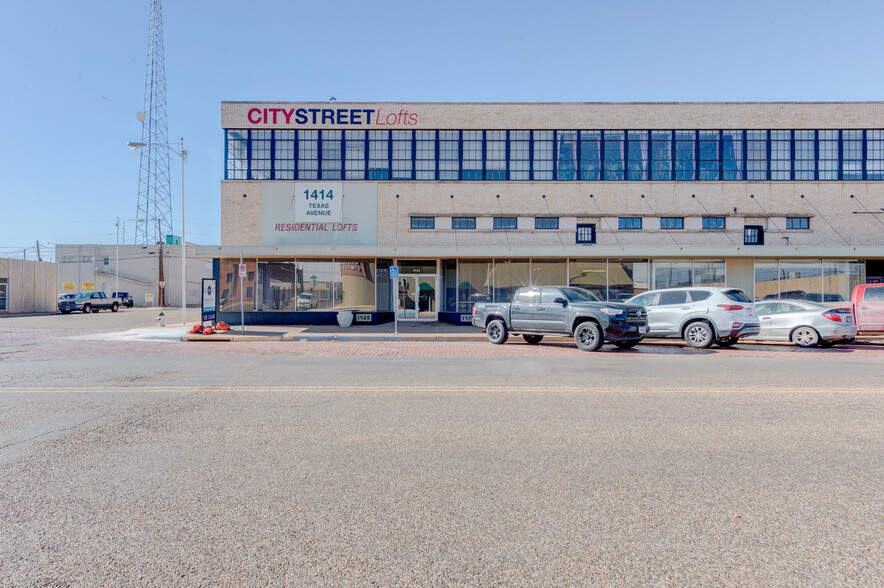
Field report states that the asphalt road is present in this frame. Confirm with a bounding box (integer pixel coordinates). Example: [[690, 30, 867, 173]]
[[0, 311, 882, 586]]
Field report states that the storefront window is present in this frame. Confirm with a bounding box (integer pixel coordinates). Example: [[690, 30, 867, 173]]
[[258, 262, 298, 310], [569, 260, 607, 300], [297, 260, 334, 310], [824, 261, 865, 303], [376, 260, 391, 312], [443, 260, 457, 312], [219, 258, 256, 311], [779, 260, 822, 300], [608, 260, 649, 301], [336, 260, 375, 311], [754, 261, 779, 300], [494, 259, 530, 303], [0, 277, 7, 311], [531, 260, 566, 286], [457, 260, 493, 312], [694, 261, 726, 286], [653, 260, 692, 289]]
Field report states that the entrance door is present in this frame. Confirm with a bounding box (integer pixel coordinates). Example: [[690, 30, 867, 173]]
[[398, 275, 436, 320]]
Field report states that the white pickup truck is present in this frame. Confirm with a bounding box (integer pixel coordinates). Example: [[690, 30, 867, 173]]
[[58, 292, 120, 314]]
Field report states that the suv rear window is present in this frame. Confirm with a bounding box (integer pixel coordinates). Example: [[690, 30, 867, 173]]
[[689, 291, 712, 302], [723, 289, 751, 303]]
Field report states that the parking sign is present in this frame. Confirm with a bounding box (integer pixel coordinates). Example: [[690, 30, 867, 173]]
[[390, 266, 399, 279]]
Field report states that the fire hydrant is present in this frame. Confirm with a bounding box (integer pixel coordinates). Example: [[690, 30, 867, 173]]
[[156, 311, 165, 327]]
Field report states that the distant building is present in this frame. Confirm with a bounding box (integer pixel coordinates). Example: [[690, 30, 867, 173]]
[[199, 101, 884, 325], [0, 258, 57, 314], [55, 243, 211, 307]]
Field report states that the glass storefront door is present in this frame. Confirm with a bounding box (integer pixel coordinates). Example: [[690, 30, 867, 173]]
[[398, 275, 436, 320]]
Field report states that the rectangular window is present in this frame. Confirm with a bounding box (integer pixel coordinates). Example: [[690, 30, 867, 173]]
[[843, 130, 863, 180], [226, 130, 248, 180], [627, 131, 648, 180], [651, 131, 672, 180], [674, 131, 696, 180], [452, 217, 476, 229], [556, 131, 578, 180], [0, 278, 7, 311], [275, 130, 295, 179], [533, 131, 554, 180], [103, 257, 109, 266], [298, 130, 318, 180], [604, 131, 625, 180], [744, 225, 764, 245], [391, 130, 413, 180], [576, 223, 596, 244], [698, 130, 720, 180], [345, 130, 366, 180], [794, 130, 815, 180], [818, 130, 839, 180], [786, 217, 810, 229], [462, 131, 483, 180], [368, 130, 389, 180], [770, 130, 791, 180], [410, 217, 435, 229], [619, 217, 642, 230], [321, 130, 342, 180], [660, 217, 684, 229], [580, 131, 601, 180], [486, 131, 507, 180], [535, 217, 559, 229], [721, 130, 743, 180], [439, 131, 458, 180], [509, 131, 530, 181], [746, 131, 768, 180], [249, 129, 272, 180], [867, 130, 884, 180], [415, 130, 435, 180], [493, 217, 517, 230], [702, 217, 726, 229]]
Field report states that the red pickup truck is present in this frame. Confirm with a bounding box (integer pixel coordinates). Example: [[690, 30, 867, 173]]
[[851, 284, 884, 333]]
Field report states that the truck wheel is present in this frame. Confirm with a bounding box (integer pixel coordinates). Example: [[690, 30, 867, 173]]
[[486, 319, 509, 345], [614, 339, 639, 349], [714, 337, 738, 347], [111, 302, 119, 312], [523, 334, 543, 345], [574, 322, 603, 351], [82, 304, 92, 314], [684, 321, 714, 348], [791, 326, 820, 348]]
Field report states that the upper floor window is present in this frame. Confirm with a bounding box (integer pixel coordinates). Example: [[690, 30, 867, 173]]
[[703, 217, 726, 230], [660, 217, 684, 229], [410, 217, 435, 229], [576, 223, 596, 244], [452, 217, 476, 229], [535, 217, 559, 230], [786, 217, 810, 230], [744, 225, 764, 245], [494, 217, 517, 230], [619, 217, 642, 230]]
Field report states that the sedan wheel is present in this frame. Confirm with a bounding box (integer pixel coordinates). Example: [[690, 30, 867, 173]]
[[791, 326, 820, 348]]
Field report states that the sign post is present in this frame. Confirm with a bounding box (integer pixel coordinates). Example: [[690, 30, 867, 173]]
[[390, 266, 399, 336], [201, 278, 217, 327], [239, 255, 246, 335]]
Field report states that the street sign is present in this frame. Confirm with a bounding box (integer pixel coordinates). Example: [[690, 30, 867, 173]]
[[390, 266, 399, 279], [238, 263, 247, 278]]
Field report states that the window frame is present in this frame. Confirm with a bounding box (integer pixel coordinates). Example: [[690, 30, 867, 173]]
[[786, 217, 810, 230], [702, 217, 726, 230], [576, 223, 596, 244], [618, 217, 643, 230], [534, 217, 559, 230], [659, 217, 684, 230], [451, 217, 476, 230], [410, 216, 435, 230], [744, 225, 764, 245], [493, 217, 518, 230]]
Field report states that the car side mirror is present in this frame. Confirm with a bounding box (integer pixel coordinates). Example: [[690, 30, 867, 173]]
[[554, 297, 567, 306]]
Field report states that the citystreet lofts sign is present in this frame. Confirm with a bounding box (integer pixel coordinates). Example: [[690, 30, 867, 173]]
[[246, 107, 419, 126]]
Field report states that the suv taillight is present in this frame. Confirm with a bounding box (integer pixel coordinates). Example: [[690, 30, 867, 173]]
[[822, 310, 842, 322], [717, 304, 744, 311]]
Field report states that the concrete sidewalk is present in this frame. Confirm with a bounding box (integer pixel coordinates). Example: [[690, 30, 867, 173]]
[[183, 321, 486, 342]]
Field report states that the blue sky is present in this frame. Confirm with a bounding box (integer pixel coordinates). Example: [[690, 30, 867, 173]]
[[2, 0, 882, 259]]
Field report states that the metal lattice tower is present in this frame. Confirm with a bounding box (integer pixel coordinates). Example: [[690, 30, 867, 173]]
[[135, 0, 172, 245]]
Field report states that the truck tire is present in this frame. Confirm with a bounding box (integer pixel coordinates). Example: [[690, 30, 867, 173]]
[[486, 319, 509, 345], [684, 321, 714, 348], [82, 304, 92, 314], [523, 334, 543, 344], [111, 302, 119, 312], [574, 321, 604, 351]]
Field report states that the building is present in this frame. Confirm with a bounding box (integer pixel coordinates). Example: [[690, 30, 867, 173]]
[[198, 102, 884, 326], [0, 258, 57, 314], [56, 243, 211, 308]]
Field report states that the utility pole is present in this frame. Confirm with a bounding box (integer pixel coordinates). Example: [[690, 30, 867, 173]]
[[36, 240, 41, 261], [158, 242, 165, 306]]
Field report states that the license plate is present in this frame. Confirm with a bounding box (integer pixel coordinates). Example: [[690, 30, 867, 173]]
[[639, 326, 648, 333]]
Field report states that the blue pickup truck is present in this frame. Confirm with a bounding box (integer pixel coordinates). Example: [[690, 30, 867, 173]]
[[471, 286, 648, 351]]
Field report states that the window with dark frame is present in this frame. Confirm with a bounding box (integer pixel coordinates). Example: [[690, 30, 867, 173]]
[[702, 217, 726, 230], [619, 217, 642, 230], [410, 217, 435, 230], [451, 217, 476, 229], [744, 225, 764, 245], [660, 217, 684, 229], [786, 217, 810, 230], [534, 217, 559, 230], [576, 223, 596, 244], [493, 217, 517, 230]]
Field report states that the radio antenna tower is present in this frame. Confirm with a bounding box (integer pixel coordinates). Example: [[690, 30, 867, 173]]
[[135, 0, 171, 245]]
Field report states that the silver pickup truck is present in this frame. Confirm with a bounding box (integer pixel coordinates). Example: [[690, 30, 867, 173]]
[[58, 292, 120, 314], [471, 286, 648, 351]]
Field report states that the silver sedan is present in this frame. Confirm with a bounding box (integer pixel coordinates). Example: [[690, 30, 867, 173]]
[[748, 300, 857, 347]]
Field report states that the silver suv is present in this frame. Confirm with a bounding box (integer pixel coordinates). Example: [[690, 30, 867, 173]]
[[625, 287, 760, 348]]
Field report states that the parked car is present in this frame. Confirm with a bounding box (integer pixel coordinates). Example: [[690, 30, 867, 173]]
[[112, 291, 134, 308], [851, 284, 884, 333], [471, 286, 648, 351], [626, 287, 759, 348], [297, 293, 317, 310], [58, 292, 119, 314], [746, 300, 857, 347]]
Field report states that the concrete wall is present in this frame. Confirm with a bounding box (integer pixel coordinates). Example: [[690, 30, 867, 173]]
[[0, 258, 57, 314]]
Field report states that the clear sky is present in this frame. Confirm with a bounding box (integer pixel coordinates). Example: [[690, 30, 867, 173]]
[[2, 0, 882, 260]]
